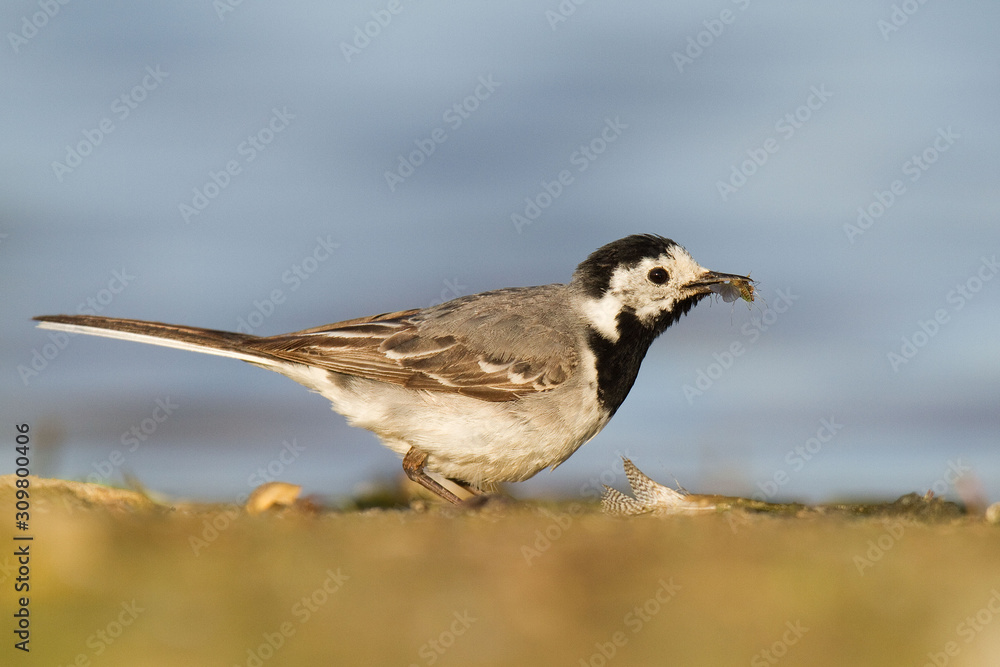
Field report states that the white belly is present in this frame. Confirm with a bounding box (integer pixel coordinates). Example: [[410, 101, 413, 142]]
[[269, 349, 609, 488]]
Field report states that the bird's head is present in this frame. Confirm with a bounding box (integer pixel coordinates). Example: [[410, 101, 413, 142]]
[[572, 234, 752, 342]]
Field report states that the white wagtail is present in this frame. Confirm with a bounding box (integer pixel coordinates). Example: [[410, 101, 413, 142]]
[[35, 234, 753, 504]]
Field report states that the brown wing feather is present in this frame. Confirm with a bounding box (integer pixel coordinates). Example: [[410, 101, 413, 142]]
[[246, 308, 576, 402]]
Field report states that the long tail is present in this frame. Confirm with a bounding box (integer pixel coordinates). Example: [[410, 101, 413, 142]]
[[33, 314, 283, 367]]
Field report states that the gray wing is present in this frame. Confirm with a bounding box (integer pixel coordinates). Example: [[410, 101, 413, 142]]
[[247, 285, 580, 402]]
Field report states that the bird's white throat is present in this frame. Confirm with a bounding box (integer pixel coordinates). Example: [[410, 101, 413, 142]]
[[579, 292, 623, 342]]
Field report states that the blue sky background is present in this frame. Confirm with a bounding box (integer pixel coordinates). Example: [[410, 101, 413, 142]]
[[2, 1, 998, 503]]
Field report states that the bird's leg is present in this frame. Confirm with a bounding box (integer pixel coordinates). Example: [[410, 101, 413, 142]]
[[402, 447, 463, 505]]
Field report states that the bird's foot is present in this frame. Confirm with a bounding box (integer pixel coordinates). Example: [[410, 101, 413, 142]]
[[401, 447, 464, 504]]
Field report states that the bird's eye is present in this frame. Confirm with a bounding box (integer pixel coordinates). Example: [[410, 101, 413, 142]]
[[647, 267, 669, 284]]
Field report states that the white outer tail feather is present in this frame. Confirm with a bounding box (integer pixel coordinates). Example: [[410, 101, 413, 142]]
[[34, 319, 278, 367]]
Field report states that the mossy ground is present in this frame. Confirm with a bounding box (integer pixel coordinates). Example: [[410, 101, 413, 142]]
[[3, 476, 999, 666]]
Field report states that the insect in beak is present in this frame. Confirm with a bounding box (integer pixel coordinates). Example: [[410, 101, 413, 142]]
[[692, 271, 755, 304]]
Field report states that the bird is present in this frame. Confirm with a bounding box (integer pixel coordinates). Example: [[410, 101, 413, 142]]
[[35, 234, 753, 504]]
